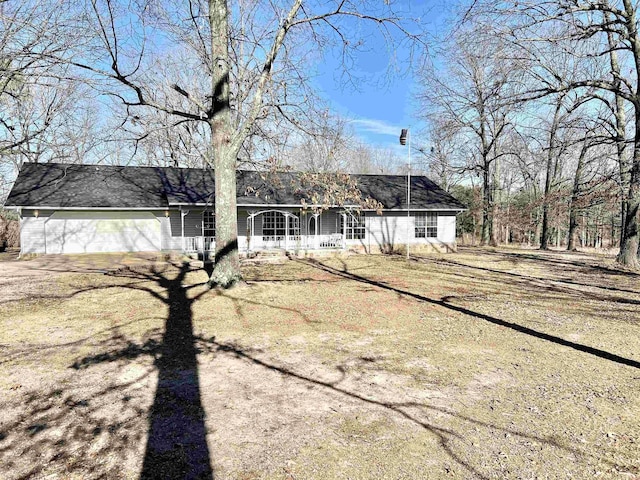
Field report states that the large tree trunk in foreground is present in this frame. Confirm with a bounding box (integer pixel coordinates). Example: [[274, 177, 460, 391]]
[[208, 0, 241, 288], [211, 143, 241, 288]]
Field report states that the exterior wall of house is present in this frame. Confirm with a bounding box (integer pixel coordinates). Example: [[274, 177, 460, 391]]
[[20, 209, 49, 254], [20, 209, 165, 254], [364, 210, 457, 253], [19, 207, 458, 255], [166, 210, 200, 251]]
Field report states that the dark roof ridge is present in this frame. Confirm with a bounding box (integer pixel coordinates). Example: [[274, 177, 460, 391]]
[[18, 162, 437, 179], [6, 161, 466, 211]]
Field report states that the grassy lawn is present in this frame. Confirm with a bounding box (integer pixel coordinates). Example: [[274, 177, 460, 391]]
[[0, 248, 638, 479]]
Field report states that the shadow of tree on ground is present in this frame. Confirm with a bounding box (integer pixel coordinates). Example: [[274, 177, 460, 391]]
[[137, 262, 213, 479], [298, 258, 640, 370], [0, 261, 214, 480], [92, 262, 214, 479], [2, 255, 636, 479]]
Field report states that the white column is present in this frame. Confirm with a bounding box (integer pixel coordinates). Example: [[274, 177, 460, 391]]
[[285, 213, 289, 251], [342, 212, 347, 249], [181, 209, 186, 252], [247, 213, 252, 253]]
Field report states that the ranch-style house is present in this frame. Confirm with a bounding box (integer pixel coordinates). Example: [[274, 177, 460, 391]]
[[5, 162, 465, 256]]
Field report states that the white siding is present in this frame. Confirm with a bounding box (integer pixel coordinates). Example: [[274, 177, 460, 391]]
[[438, 213, 457, 243], [366, 211, 404, 251], [20, 211, 49, 254], [366, 210, 458, 251], [158, 214, 172, 250], [44, 211, 161, 254]]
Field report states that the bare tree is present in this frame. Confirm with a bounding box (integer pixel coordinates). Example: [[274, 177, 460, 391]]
[[0, 0, 86, 169], [416, 118, 466, 192], [466, 0, 640, 266], [282, 112, 352, 172], [60, 0, 423, 287], [418, 27, 522, 246]]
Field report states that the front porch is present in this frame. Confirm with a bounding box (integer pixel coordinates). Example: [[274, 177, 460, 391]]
[[178, 208, 351, 255], [182, 233, 345, 255]]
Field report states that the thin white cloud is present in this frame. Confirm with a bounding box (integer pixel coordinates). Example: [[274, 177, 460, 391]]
[[350, 118, 404, 137]]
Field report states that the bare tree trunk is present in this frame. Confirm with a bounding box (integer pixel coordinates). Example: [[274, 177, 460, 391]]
[[534, 208, 542, 247], [481, 161, 492, 245], [541, 97, 563, 250], [619, 156, 640, 265], [605, 10, 632, 251], [490, 154, 500, 246], [568, 208, 579, 251], [617, 0, 640, 267], [208, 0, 241, 288], [568, 137, 588, 251]]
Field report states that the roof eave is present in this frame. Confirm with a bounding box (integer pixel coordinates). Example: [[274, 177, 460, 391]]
[[6, 205, 169, 210]]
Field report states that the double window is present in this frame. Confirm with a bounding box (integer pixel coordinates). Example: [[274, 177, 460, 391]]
[[203, 211, 215, 237], [340, 212, 366, 240], [415, 213, 437, 238], [263, 211, 299, 237]]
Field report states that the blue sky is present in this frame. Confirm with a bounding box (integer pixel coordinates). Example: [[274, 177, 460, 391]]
[[312, 0, 451, 157], [315, 45, 416, 151]]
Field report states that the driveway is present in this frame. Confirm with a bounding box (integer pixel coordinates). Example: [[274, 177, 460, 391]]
[[0, 252, 171, 304]]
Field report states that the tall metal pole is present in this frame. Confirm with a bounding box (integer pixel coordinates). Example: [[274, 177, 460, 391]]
[[406, 130, 411, 260], [400, 128, 411, 260]]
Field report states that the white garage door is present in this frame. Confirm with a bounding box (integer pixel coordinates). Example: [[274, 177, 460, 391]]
[[45, 211, 161, 254]]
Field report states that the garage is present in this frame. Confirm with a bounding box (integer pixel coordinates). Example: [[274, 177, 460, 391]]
[[44, 211, 161, 254]]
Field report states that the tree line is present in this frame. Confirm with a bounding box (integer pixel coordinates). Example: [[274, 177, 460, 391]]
[[417, 1, 640, 268]]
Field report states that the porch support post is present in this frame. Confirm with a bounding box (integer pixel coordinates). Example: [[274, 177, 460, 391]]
[[342, 212, 347, 250], [181, 208, 188, 253], [285, 213, 289, 251], [201, 211, 205, 258], [247, 211, 255, 253]]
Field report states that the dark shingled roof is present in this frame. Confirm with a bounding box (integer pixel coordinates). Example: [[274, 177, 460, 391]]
[[5, 162, 466, 211]]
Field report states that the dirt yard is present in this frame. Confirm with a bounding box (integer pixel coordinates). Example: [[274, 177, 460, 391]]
[[0, 248, 638, 479]]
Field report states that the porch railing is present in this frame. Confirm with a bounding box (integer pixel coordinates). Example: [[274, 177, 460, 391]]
[[251, 233, 343, 251], [316, 233, 344, 249], [183, 236, 215, 252], [183, 234, 344, 253]]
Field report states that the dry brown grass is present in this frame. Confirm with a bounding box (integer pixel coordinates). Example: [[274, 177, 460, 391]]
[[0, 247, 638, 479]]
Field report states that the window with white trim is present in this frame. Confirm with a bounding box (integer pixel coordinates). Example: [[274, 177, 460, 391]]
[[203, 211, 215, 237], [263, 211, 286, 238], [339, 212, 366, 240], [415, 212, 437, 238], [263, 211, 299, 237]]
